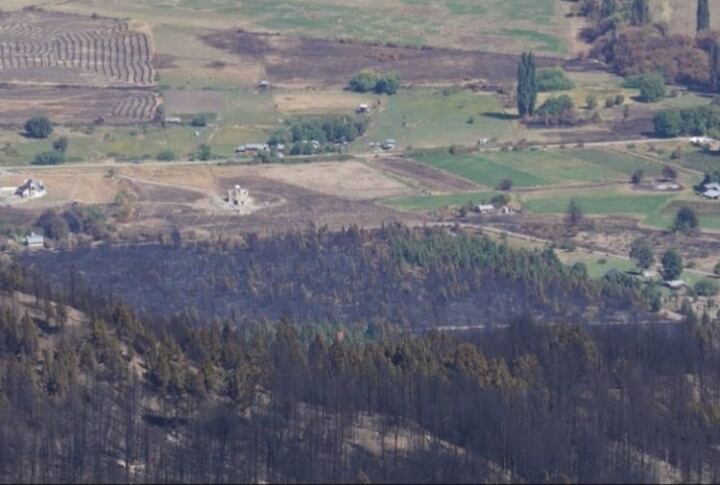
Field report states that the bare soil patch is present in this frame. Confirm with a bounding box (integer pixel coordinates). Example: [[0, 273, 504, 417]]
[[163, 89, 226, 115], [374, 157, 480, 192], [202, 30, 564, 87]]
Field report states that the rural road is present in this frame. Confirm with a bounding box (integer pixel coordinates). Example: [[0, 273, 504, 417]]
[[0, 136, 687, 172]]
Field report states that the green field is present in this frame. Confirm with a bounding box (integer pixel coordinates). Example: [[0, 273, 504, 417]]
[[520, 188, 675, 218], [356, 90, 516, 151], [411, 148, 661, 188], [383, 191, 499, 211]]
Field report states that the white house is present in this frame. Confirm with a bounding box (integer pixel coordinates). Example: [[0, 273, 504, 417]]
[[476, 204, 495, 214], [690, 136, 714, 145], [703, 189, 720, 199], [356, 103, 370, 114], [24, 232, 44, 248]]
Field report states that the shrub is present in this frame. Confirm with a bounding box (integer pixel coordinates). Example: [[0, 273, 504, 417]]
[[496, 178, 513, 191], [191, 116, 207, 127], [348, 69, 380, 92], [374, 73, 400, 95], [32, 150, 66, 165], [695, 279, 719, 296], [638, 73, 666, 103], [586, 95, 598, 109], [533, 95, 578, 126], [615, 94, 625, 105], [52, 137, 68, 153], [630, 169, 644, 184], [605, 97, 615, 108], [24, 116, 53, 139], [490, 194, 510, 207], [197, 144, 212, 161], [672, 207, 699, 234], [536, 68, 575, 92], [157, 150, 176, 161], [349, 70, 400, 95]]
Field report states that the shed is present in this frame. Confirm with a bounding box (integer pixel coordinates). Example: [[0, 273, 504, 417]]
[[664, 280, 688, 290], [703, 189, 720, 199], [24, 232, 44, 248], [476, 204, 495, 214]]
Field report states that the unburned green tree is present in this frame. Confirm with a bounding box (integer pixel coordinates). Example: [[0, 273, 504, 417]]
[[661, 249, 683, 281], [629, 238, 654, 270], [517, 52, 537, 118]]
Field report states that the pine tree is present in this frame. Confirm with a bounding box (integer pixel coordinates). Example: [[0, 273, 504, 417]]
[[601, 0, 617, 18], [698, 0, 710, 32], [710, 41, 720, 92], [630, 0, 650, 26], [517, 52, 537, 118]]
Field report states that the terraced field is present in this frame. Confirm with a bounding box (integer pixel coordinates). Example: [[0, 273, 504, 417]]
[[0, 9, 158, 125]]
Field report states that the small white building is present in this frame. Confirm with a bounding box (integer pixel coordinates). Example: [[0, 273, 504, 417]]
[[476, 204, 495, 214], [664, 280, 688, 290], [24, 232, 44, 248], [356, 103, 370, 114], [381, 139, 396, 150], [690, 136, 714, 146], [703, 189, 720, 199], [236, 143, 270, 154], [164, 116, 182, 124]]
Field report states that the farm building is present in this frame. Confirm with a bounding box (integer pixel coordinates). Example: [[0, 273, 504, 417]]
[[703, 182, 720, 199], [664, 280, 688, 290], [236, 143, 270, 154], [690, 136, 715, 146], [16, 179, 46, 200], [356, 103, 370, 114], [164, 116, 183, 124], [24, 232, 44, 248], [476, 204, 494, 214]]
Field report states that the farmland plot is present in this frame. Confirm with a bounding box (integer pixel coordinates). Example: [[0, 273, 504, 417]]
[[0, 10, 159, 124]]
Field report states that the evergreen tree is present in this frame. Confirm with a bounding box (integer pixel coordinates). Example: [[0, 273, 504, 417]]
[[630, 0, 650, 26], [629, 238, 654, 270], [516, 52, 537, 118], [661, 249, 683, 281], [601, 0, 617, 18], [698, 0, 710, 32], [710, 41, 720, 92]]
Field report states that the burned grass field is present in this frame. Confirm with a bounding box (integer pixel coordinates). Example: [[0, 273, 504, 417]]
[[0, 9, 158, 125], [202, 30, 564, 87]]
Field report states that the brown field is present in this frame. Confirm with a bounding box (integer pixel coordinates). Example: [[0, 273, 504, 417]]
[[373, 157, 481, 192], [202, 30, 564, 87], [0, 9, 158, 124], [162, 89, 226, 115], [1, 160, 419, 234]]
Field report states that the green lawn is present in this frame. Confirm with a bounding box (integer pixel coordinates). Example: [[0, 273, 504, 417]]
[[521, 190, 675, 217], [357, 89, 515, 151], [411, 148, 659, 188], [383, 191, 499, 211]]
